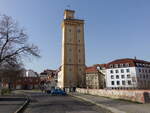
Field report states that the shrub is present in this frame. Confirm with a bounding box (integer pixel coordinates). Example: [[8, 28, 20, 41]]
[[1, 88, 11, 95]]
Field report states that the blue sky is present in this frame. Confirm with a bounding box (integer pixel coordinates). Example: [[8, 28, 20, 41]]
[[0, 0, 150, 73]]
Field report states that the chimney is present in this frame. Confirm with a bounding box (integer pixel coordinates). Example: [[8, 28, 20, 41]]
[[134, 56, 137, 60]]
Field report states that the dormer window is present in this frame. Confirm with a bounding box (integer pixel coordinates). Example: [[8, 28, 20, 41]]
[[115, 64, 118, 68], [109, 64, 113, 68], [120, 64, 124, 67], [125, 63, 129, 67]]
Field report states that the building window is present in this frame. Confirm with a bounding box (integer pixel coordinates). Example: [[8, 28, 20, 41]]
[[126, 69, 130, 73], [122, 81, 125, 85], [121, 75, 125, 79], [121, 69, 124, 73], [139, 69, 141, 73], [140, 74, 142, 78], [117, 81, 120, 85], [116, 75, 119, 79], [145, 70, 147, 73], [132, 77, 136, 82], [69, 29, 71, 32], [127, 74, 131, 78], [128, 80, 132, 85], [111, 81, 114, 85], [115, 70, 119, 73], [78, 40, 80, 42], [142, 69, 144, 73], [111, 75, 114, 79], [79, 49, 80, 52], [110, 70, 113, 73]]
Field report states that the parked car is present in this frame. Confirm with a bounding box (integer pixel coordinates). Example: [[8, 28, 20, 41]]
[[46, 90, 51, 94], [51, 89, 67, 96]]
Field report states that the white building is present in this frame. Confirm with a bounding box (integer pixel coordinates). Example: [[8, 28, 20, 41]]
[[106, 58, 150, 89], [25, 69, 38, 77]]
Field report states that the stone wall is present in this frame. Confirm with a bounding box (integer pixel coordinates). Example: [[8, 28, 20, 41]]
[[76, 88, 150, 103]]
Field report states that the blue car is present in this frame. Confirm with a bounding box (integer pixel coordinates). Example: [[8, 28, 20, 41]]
[[51, 89, 67, 96]]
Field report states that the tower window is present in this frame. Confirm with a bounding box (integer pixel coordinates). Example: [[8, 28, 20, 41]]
[[69, 58, 71, 62], [77, 29, 81, 33], [69, 48, 72, 51]]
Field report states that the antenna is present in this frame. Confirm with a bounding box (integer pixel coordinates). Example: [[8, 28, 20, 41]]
[[66, 4, 71, 10]]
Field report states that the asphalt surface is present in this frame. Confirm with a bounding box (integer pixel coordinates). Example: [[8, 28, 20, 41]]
[[0, 96, 25, 113], [23, 92, 112, 113]]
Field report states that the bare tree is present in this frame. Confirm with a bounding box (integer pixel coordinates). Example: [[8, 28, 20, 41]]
[[0, 14, 40, 90], [0, 15, 40, 66]]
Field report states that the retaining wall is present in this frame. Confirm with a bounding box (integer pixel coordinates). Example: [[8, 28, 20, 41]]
[[76, 88, 150, 103]]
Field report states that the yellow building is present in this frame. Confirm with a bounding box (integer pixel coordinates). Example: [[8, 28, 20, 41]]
[[58, 10, 86, 91]]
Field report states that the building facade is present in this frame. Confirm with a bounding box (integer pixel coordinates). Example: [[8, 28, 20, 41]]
[[58, 10, 86, 90], [86, 65, 105, 89], [40, 69, 58, 90], [2, 69, 40, 89], [106, 58, 150, 89]]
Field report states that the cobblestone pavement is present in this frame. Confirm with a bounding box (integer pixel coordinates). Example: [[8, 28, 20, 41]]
[[0, 97, 25, 113], [23, 93, 112, 113], [72, 93, 150, 113]]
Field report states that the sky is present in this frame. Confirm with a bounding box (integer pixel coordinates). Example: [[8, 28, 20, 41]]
[[0, 0, 150, 73]]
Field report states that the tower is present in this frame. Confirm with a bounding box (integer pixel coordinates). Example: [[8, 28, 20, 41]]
[[60, 10, 86, 90]]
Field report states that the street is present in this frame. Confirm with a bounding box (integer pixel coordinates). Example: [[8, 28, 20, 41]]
[[23, 91, 112, 113]]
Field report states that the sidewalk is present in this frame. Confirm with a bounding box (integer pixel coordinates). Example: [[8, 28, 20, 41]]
[[71, 93, 150, 113]]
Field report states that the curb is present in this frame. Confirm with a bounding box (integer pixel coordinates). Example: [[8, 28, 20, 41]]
[[70, 94, 126, 113], [14, 97, 30, 113]]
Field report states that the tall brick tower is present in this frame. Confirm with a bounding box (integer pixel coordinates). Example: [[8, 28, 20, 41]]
[[59, 10, 86, 91]]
